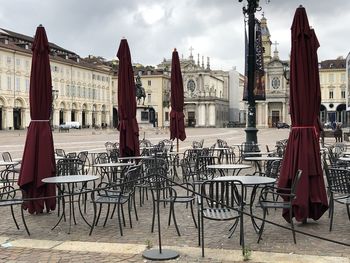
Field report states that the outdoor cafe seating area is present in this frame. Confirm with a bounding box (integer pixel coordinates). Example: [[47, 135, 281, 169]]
[[1, 137, 349, 258]]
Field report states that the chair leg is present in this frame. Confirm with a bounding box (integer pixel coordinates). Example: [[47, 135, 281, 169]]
[[133, 194, 138, 221], [329, 198, 334, 231], [10, 205, 20, 229], [168, 202, 172, 226], [257, 208, 267, 243], [89, 202, 97, 236], [96, 204, 102, 226], [289, 209, 296, 244], [121, 204, 126, 226], [190, 202, 198, 228], [198, 205, 201, 246], [201, 210, 205, 257], [151, 196, 156, 233], [117, 203, 123, 236], [347, 204, 350, 220], [20, 205, 30, 236], [171, 203, 181, 236], [103, 204, 111, 227], [128, 200, 133, 228]]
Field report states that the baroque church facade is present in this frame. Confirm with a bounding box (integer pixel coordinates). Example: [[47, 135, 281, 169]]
[[157, 51, 229, 128], [255, 16, 290, 128]]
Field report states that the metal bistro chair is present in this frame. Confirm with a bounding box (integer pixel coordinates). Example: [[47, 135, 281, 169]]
[[198, 179, 245, 257], [147, 167, 197, 237], [0, 185, 30, 235], [2, 152, 21, 185], [89, 164, 141, 236], [327, 168, 350, 231], [257, 169, 303, 244]]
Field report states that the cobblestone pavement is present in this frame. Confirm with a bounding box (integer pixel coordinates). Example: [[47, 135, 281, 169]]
[[0, 128, 349, 262]]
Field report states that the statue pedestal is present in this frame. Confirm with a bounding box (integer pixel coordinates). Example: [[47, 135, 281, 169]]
[[136, 106, 154, 129]]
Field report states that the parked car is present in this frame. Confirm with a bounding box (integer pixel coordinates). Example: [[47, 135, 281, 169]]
[[59, 121, 81, 129], [276, 122, 290, 129], [59, 122, 70, 130]]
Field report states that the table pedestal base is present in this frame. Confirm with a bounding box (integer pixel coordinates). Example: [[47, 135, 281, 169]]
[[142, 248, 179, 261]]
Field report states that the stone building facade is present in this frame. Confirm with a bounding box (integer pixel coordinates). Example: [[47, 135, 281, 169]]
[[255, 16, 290, 128], [319, 58, 347, 125], [0, 28, 112, 130], [157, 52, 229, 128]]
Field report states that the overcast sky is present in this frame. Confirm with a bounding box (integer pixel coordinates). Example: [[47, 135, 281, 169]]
[[1, 0, 349, 73]]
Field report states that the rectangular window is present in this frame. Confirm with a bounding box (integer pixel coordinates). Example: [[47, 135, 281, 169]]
[[7, 76, 11, 90], [141, 111, 149, 121], [25, 79, 29, 92], [147, 94, 151, 103], [148, 80, 151, 86], [25, 60, 30, 69], [16, 58, 20, 67], [341, 73, 345, 82], [329, 73, 334, 83], [66, 85, 70, 96], [329, 90, 334, 99], [165, 112, 169, 121], [341, 90, 346, 99], [6, 56, 11, 64], [16, 77, 20, 91]]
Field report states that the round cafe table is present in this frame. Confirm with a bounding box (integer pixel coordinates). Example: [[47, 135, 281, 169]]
[[207, 164, 251, 176], [214, 175, 276, 233], [244, 156, 282, 173], [93, 162, 133, 182], [42, 175, 99, 234]]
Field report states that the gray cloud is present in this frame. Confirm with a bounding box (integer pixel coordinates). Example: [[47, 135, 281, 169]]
[[1, 0, 349, 72]]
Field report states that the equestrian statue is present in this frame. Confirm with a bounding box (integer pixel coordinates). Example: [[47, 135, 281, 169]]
[[135, 74, 146, 105]]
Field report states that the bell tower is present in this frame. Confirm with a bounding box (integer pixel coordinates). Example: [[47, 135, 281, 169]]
[[260, 14, 272, 64]]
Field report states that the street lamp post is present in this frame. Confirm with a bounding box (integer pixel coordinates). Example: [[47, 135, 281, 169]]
[[239, 0, 261, 144]]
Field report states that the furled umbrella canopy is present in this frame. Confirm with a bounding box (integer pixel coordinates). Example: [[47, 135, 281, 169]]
[[18, 25, 56, 214], [170, 49, 186, 142], [278, 6, 328, 222], [117, 39, 140, 157]]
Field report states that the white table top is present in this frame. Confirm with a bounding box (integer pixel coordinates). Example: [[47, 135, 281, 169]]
[[118, 156, 152, 160], [244, 156, 282, 161], [93, 162, 133, 168], [167, 151, 184, 155], [243, 152, 270, 155], [207, 164, 251, 170], [0, 161, 20, 166], [214, 175, 276, 185], [338, 157, 350, 161], [42, 175, 99, 184]]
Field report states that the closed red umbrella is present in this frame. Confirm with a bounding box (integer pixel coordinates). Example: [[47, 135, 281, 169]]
[[117, 39, 140, 157], [170, 49, 186, 150], [18, 25, 56, 214], [278, 6, 328, 222]]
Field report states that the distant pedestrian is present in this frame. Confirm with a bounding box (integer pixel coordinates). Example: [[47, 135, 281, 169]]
[[332, 121, 336, 130], [334, 124, 343, 142]]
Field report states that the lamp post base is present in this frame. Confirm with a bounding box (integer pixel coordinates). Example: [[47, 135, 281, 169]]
[[142, 249, 179, 261], [245, 126, 258, 144]]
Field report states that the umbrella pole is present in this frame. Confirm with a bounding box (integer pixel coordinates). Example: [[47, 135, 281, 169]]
[[177, 138, 179, 153], [142, 161, 179, 261]]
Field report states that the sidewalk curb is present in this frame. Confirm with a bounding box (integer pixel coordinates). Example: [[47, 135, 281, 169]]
[[1, 237, 348, 263]]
